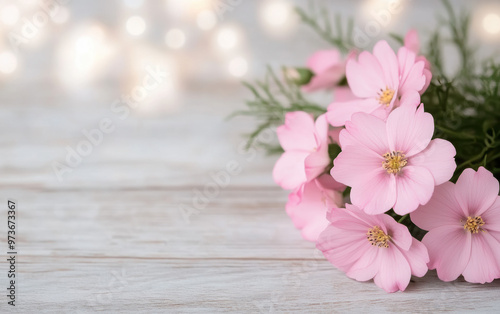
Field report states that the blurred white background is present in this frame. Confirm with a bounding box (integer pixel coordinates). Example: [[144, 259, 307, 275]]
[[0, 0, 498, 189]]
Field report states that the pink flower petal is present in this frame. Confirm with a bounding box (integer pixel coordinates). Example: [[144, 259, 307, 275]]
[[397, 47, 426, 94], [455, 167, 500, 216], [462, 233, 500, 283], [422, 225, 472, 281], [306, 49, 342, 75], [333, 86, 357, 102], [393, 166, 435, 215], [273, 151, 309, 190], [398, 90, 421, 108], [386, 105, 434, 157], [277, 111, 316, 152], [409, 139, 456, 185], [411, 182, 466, 231], [404, 29, 420, 54], [340, 112, 389, 155], [349, 169, 397, 215], [373, 246, 412, 292], [373, 40, 400, 89], [482, 198, 500, 232], [380, 214, 412, 250], [305, 150, 330, 181], [346, 52, 385, 98], [331, 144, 384, 188], [346, 245, 381, 281], [326, 98, 381, 127], [400, 238, 429, 277]]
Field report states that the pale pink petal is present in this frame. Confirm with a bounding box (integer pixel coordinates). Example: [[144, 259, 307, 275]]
[[373, 40, 399, 89], [346, 245, 380, 281], [333, 86, 357, 102], [404, 29, 420, 54], [306, 49, 342, 74], [273, 151, 309, 190], [398, 90, 421, 108], [331, 145, 384, 187], [316, 173, 345, 194], [421, 68, 432, 93], [379, 214, 412, 250], [373, 246, 412, 292], [327, 127, 343, 146], [277, 111, 316, 151], [317, 225, 370, 272], [302, 67, 345, 92], [462, 233, 500, 283], [482, 198, 500, 232], [400, 60, 426, 95], [314, 114, 329, 144], [386, 105, 434, 157], [422, 225, 472, 281], [455, 167, 500, 216], [340, 112, 389, 155], [305, 150, 330, 181], [350, 170, 397, 215], [409, 139, 456, 185], [286, 180, 329, 241], [346, 52, 385, 98], [326, 98, 381, 127], [399, 238, 429, 277], [411, 182, 466, 230], [393, 166, 434, 215]]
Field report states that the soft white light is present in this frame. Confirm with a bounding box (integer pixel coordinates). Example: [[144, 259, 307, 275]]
[[228, 57, 248, 77], [262, 1, 290, 27], [217, 27, 238, 50], [0, 51, 17, 74], [1, 5, 20, 26], [126, 16, 146, 36], [123, 0, 144, 9], [197, 10, 217, 30], [165, 29, 186, 49], [52, 6, 71, 24], [483, 13, 500, 35]]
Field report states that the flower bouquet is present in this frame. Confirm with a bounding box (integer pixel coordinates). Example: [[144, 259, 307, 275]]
[[235, 0, 500, 292]]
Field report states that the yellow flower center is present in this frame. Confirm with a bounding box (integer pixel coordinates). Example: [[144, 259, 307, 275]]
[[367, 226, 391, 248], [463, 216, 485, 233], [378, 87, 395, 106], [382, 151, 408, 174]]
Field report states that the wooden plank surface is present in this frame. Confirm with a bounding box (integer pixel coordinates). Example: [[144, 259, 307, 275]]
[[1, 0, 500, 311], [2, 187, 500, 313]]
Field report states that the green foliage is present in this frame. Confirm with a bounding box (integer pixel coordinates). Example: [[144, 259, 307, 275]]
[[232, 66, 326, 151], [422, 0, 500, 181]]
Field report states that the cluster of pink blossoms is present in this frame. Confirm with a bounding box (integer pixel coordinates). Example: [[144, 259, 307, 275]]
[[274, 31, 500, 292]]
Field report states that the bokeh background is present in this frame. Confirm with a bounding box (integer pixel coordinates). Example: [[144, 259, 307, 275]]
[[0, 0, 498, 190]]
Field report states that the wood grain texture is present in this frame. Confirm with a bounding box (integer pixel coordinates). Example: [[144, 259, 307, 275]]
[[1, 187, 500, 313]]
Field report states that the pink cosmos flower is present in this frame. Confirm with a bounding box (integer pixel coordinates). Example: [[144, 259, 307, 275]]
[[411, 167, 500, 284], [302, 49, 346, 93], [317, 204, 429, 292], [273, 112, 331, 190], [327, 40, 427, 127], [404, 29, 432, 92], [331, 105, 456, 215], [286, 174, 344, 241]]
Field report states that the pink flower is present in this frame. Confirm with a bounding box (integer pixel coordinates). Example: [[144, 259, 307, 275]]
[[404, 29, 432, 92], [287, 174, 344, 241], [327, 40, 428, 127], [273, 112, 331, 190], [302, 49, 346, 93], [411, 167, 500, 284], [317, 204, 429, 292], [331, 105, 456, 215]]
